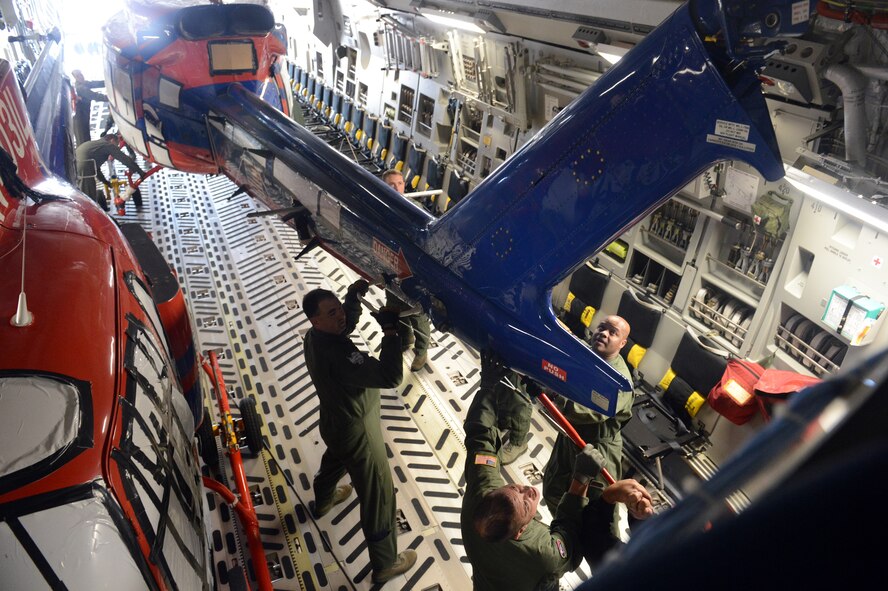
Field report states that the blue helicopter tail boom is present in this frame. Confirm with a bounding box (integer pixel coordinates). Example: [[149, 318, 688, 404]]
[[188, 1, 791, 415], [425, 3, 783, 308]]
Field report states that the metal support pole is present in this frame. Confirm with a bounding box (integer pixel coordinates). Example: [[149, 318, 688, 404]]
[[537, 392, 616, 485], [202, 351, 274, 591]]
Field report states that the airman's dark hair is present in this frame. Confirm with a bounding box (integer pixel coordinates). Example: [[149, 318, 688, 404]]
[[302, 288, 336, 319], [473, 488, 521, 542]]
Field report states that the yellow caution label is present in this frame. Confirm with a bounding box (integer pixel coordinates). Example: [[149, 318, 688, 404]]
[[686, 391, 705, 417]]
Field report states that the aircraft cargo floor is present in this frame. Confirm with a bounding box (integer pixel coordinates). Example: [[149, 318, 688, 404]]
[[122, 164, 596, 590]]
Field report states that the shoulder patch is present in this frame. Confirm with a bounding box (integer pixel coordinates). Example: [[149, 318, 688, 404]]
[[347, 352, 365, 365], [555, 538, 567, 558], [474, 453, 498, 467]]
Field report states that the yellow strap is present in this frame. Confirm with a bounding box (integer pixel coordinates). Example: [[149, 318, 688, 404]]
[[627, 344, 646, 369], [356, 130, 363, 141], [395, 161, 404, 172], [345, 122, 352, 133], [685, 391, 705, 417], [367, 138, 373, 150], [580, 306, 596, 327], [658, 368, 676, 391], [381, 148, 387, 161], [563, 292, 575, 312], [411, 176, 420, 189]]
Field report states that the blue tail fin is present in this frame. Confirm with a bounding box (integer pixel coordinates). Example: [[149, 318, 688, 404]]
[[421, 3, 784, 410], [426, 3, 781, 309]]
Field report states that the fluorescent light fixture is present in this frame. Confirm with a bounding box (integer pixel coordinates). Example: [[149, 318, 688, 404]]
[[572, 26, 631, 64], [596, 43, 630, 65], [784, 164, 888, 234], [597, 51, 624, 65], [422, 12, 486, 34], [413, 1, 505, 34]]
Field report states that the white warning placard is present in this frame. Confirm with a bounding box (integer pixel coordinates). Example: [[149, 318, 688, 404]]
[[792, 1, 810, 25], [714, 119, 751, 141], [707, 134, 756, 153]]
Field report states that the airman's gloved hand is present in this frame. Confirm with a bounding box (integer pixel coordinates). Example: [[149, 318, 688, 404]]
[[371, 306, 400, 333], [479, 349, 509, 390], [520, 375, 544, 398], [347, 279, 370, 297], [573, 444, 605, 485]]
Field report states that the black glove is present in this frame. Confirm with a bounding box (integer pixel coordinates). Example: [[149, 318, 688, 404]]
[[573, 444, 605, 485], [520, 375, 544, 398], [347, 279, 370, 297], [372, 306, 400, 333], [479, 349, 509, 390]]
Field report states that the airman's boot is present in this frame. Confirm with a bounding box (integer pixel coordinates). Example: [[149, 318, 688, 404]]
[[371, 550, 418, 584], [310, 484, 353, 518], [500, 438, 528, 465]]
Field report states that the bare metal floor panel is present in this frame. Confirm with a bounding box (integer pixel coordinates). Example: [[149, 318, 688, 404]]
[[122, 165, 593, 590]]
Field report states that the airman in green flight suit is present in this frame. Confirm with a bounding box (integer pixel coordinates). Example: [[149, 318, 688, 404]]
[[302, 279, 417, 584], [542, 315, 636, 563], [461, 350, 652, 590]]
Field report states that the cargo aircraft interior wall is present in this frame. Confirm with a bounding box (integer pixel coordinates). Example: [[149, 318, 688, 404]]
[[3, 0, 888, 589], [279, 0, 888, 463]]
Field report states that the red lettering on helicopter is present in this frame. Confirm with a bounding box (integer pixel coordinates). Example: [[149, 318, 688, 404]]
[[541, 359, 567, 382], [372, 237, 413, 279], [0, 62, 42, 201], [0, 87, 28, 161]]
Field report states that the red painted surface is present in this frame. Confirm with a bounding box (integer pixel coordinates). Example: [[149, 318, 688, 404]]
[[0, 54, 194, 589]]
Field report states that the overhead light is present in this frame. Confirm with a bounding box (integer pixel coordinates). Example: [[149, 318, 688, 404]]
[[598, 53, 623, 65], [412, 1, 506, 34], [422, 12, 486, 34], [596, 45, 628, 65], [784, 164, 888, 235], [571, 26, 632, 65]]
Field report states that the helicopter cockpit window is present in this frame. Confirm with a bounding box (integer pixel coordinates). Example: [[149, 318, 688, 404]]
[[208, 40, 257, 76], [0, 485, 148, 589], [0, 373, 92, 494], [112, 315, 209, 589], [124, 271, 173, 361]]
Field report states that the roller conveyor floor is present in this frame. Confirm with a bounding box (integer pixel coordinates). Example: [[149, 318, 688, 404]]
[[118, 161, 596, 590]]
